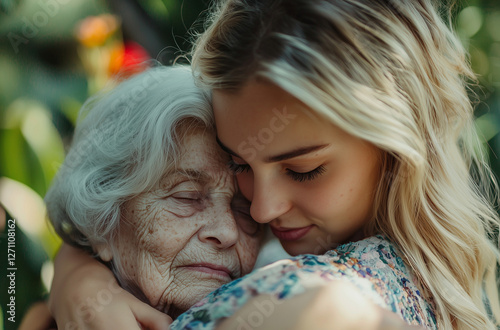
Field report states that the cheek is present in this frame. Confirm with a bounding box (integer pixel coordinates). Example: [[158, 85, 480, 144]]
[[152, 215, 207, 260], [236, 234, 261, 275], [115, 239, 140, 275], [298, 177, 345, 214], [132, 205, 202, 263], [130, 221, 202, 303], [346, 154, 381, 213], [310, 169, 378, 224]]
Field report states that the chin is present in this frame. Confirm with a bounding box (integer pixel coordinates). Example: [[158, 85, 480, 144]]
[[280, 236, 339, 256], [280, 241, 313, 256], [168, 286, 219, 320]]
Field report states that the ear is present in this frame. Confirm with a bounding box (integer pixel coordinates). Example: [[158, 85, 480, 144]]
[[94, 243, 113, 262]]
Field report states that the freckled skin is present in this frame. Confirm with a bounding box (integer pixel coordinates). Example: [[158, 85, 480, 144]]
[[213, 81, 382, 256], [113, 129, 262, 317]]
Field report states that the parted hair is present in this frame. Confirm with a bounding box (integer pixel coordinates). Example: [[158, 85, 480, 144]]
[[192, 0, 500, 328], [45, 65, 213, 253]]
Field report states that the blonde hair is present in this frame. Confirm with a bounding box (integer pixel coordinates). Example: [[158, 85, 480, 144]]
[[191, 0, 500, 328]]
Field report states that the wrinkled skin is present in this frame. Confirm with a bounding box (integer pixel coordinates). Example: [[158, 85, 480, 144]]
[[106, 129, 262, 318]]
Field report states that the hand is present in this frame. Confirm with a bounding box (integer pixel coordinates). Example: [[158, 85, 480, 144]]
[[49, 244, 172, 329]]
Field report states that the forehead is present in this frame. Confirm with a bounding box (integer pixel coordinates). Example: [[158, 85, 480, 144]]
[[212, 81, 324, 131], [212, 82, 340, 154], [155, 129, 233, 189], [179, 129, 227, 168], [214, 81, 297, 116]]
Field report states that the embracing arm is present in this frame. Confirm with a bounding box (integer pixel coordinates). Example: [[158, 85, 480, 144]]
[[218, 281, 425, 330], [49, 243, 172, 330]]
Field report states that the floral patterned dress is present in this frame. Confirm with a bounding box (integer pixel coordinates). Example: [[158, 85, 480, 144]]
[[170, 235, 438, 329]]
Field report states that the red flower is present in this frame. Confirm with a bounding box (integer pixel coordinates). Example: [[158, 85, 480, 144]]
[[109, 41, 150, 78]]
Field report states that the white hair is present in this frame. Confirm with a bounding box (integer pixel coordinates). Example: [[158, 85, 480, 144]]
[[45, 66, 213, 254]]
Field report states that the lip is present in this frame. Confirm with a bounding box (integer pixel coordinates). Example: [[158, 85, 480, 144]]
[[181, 263, 234, 280], [270, 225, 314, 241]]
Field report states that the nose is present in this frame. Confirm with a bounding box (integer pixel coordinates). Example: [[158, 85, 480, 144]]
[[198, 198, 239, 249], [249, 175, 292, 224]]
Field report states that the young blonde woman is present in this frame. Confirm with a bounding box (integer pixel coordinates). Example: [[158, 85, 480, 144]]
[[49, 0, 500, 329]]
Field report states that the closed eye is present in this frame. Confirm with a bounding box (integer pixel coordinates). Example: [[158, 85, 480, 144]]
[[228, 159, 251, 175], [286, 165, 326, 182], [170, 192, 205, 204]]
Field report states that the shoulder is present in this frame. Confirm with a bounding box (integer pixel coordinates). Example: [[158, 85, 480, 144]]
[[323, 235, 437, 328], [171, 236, 437, 329]]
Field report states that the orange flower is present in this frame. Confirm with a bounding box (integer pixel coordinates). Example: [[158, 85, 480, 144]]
[[76, 14, 119, 48]]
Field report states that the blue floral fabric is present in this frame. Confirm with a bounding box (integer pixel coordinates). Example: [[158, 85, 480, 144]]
[[170, 235, 437, 329]]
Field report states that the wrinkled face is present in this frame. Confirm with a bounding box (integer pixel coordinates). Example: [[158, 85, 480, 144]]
[[213, 81, 381, 256], [112, 129, 262, 316]]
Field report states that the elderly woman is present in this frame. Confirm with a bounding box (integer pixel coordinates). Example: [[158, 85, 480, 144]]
[[44, 65, 263, 328]]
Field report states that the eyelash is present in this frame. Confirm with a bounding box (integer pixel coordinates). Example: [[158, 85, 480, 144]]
[[228, 160, 251, 174], [170, 191, 205, 204], [227, 160, 326, 182], [287, 165, 326, 182]]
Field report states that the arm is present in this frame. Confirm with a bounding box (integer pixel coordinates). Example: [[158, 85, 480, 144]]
[[218, 281, 425, 330], [49, 243, 172, 330]]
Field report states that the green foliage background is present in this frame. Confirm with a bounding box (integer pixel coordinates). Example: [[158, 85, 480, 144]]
[[0, 0, 499, 328]]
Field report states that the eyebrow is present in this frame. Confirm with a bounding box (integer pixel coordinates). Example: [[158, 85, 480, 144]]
[[177, 169, 212, 182], [216, 136, 329, 163]]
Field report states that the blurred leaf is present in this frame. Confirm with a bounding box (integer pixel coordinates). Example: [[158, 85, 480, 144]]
[[0, 128, 46, 196], [0, 0, 17, 14], [485, 11, 500, 42], [1, 99, 65, 196], [471, 47, 490, 77], [60, 97, 82, 126], [476, 112, 500, 142], [0, 54, 21, 104], [0, 0, 108, 41], [142, 0, 169, 21], [21, 109, 65, 188], [40, 225, 62, 259], [458, 6, 484, 38]]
